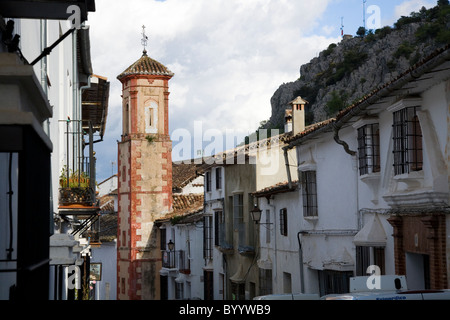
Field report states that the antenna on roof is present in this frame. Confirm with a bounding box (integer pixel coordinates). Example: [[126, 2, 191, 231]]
[[141, 25, 148, 55]]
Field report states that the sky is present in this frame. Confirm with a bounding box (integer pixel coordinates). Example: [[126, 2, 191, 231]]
[[87, 0, 437, 182]]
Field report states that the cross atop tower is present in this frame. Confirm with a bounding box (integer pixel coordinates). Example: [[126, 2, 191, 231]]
[[141, 25, 148, 55]]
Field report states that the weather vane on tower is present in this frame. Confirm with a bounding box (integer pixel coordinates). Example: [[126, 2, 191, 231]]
[[141, 25, 148, 55]]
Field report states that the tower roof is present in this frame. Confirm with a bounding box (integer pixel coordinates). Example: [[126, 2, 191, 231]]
[[117, 51, 174, 80]]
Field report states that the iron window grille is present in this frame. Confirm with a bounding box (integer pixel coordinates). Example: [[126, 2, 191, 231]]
[[203, 216, 213, 260], [215, 168, 222, 190], [302, 171, 318, 217], [357, 124, 381, 176], [280, 208, 288, 236], [206, 171, 211, 192], [259, 268, 273, 296], [392, 107, 423, 175], [356, 246, 385, 276]]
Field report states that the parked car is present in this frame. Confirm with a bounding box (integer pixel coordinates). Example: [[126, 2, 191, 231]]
[[254, 293, 320, 300]]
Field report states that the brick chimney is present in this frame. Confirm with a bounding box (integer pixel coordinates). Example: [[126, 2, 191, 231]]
[[290, 96, 308, 136]]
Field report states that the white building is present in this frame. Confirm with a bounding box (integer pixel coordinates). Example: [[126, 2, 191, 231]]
[[0, 1, 109, 300], [157, 162, 206, 300], [282, 44, 450, 294]]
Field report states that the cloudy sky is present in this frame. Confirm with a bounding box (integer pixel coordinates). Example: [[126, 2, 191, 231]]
[[87, 0, 436, 181]]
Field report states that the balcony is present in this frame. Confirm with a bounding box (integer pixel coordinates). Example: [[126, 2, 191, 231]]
[[58, 119, 99, 217], [161, 250, 190, 274]]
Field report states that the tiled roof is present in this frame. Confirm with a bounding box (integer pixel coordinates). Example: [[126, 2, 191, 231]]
[[172, 162, 206, 190], [157, 194, 204, 223], [282, 118, 335, 144], [117, 51, 174, 79], [252, 181, 299, 198]]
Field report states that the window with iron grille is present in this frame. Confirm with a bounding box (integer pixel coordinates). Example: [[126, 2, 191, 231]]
[[280, 208, 288, 236], [175, 282, 184, 300], [356, 246, 385, 276], [214, 210, 224, 247], [259, 268, 273, 296], [233, 194, 244, 229], [393, 107, 423, 175], [215, 167, 222, 190], [206, 171, 211, 192], [357, 124, 381, 176], [302, 171, 318, 217], [318, 270, 353, 296], [203, 216, 213, 260]]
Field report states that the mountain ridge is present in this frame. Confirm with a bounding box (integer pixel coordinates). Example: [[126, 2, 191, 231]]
[[264, 1, 450, 132]]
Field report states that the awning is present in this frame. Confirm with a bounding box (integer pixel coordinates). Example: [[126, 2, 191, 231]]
[[353, 213, 387, 247], [323, 247, 354, 272], [229, 264, 246, 284]]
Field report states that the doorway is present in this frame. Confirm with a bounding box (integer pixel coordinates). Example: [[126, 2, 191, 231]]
[[406, 252, 430, 290]]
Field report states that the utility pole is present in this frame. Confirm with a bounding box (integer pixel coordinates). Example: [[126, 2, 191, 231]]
[[363, 0, 367, 30]]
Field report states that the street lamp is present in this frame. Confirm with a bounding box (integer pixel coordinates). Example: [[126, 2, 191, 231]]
[[168, 240, 175, 251], [250, 204, 263, 224]]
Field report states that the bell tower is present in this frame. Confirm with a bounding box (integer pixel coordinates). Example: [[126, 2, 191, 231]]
[[116, 29, 174, 300]]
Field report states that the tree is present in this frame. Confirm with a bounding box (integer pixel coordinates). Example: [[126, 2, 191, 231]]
[[356, 26, 366, 37]]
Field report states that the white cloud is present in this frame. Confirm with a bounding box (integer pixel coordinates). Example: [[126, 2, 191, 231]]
[[394, 0, 436, 17], [88, 0, 339, 177]]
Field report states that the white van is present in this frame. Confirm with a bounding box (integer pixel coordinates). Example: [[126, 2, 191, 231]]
[[322, 275, 450, 300], [323, 289, 450, 300]]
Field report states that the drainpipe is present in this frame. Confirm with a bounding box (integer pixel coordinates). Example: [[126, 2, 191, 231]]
[[283, 148, 293, 189], [268, 198, 278, 293], [297, 232, 305, 294], [332, 123, 357, 157]]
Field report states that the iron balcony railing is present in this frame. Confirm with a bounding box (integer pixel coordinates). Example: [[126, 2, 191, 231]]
[[161, 250, 190, 274], [58, 119, 97, 209]]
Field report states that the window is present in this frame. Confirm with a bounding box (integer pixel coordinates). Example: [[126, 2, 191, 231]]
[[206, 171, 211, 192], [203, 216, 213, 260], [357, 123, 380, 175], [302, 171, 318, 217], [231, 282, 245, 300], [233, 194, 244, 229], [214, 210, 224, 247], [318, 270, 353, 296], [123, 103, 129, 135], [259, 268, 273, 296], [175, 282, 184, 300], [280, 208, 288, 236], [215, 168, 222, 190], [393, 107, 423, 175], [356, 246, 385, 276], [160, 228, 166, 251]]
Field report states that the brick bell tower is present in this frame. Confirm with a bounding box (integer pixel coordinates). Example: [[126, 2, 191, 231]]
[[117, 33, 174, 300]]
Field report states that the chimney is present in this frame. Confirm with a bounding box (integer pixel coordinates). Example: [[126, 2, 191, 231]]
[[290, 96, 308, 136], [284, 109, 293, 133]]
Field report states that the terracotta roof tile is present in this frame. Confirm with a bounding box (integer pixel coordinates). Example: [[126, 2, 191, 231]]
[[117, 51, 174, 79]]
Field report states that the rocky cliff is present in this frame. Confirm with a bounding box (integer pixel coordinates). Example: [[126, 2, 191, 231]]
[[266, 2, 450, 130]]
